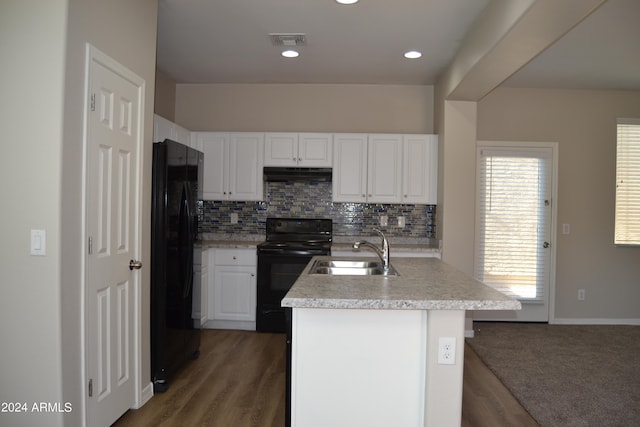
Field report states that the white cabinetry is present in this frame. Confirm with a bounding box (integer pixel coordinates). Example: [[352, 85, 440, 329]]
[[175, 123, 191, 147], [332, 134, 402, 203], [153, 114, 173, 142], [402, 134, 438, 204], [192, 248, 209, 327], [332, 134, 368, 202], [333, 133, 437, 204], [195, 132, 264, 201], [153, 114, 192, 146], [367, 134, 403, 203], [207, 248, 257, 330], [264, 132, 332, 167]]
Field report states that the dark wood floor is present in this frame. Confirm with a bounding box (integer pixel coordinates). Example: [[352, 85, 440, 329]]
[[114, 330, 538, 426]]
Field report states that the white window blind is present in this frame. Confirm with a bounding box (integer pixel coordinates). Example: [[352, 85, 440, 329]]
[[475, 148, 551, 302], [615, 118, 640, 245]]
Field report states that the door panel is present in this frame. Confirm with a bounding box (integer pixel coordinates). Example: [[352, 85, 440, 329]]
[[86, 46, 143, 427]]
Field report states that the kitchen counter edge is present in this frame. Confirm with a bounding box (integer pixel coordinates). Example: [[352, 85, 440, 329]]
[[281, 256, 521, 311]]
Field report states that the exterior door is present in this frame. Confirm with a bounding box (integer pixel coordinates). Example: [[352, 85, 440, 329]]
[[85, 45, 144, 426], [473, 142, 557, 322]]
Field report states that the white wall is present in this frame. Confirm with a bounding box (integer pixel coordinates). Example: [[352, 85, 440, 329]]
[[176, 83, 434, 134], [0, 1, 158, 426], [0, 2, 67, 426]]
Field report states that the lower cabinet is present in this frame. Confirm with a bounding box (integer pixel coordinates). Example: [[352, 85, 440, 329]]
[[192, 247, 208, 328], [206, 248, 257, 331]]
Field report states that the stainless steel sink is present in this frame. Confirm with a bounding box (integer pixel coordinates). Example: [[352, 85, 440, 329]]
[[314, 260, 383, 269], [308, 259, 398, 276]]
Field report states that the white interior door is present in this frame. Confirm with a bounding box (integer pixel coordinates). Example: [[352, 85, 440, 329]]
[[85, 45, 144, 427], [473, 142, 557, 322]]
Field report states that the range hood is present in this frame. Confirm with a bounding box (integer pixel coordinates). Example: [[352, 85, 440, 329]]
[[263, 167, 332, 182]]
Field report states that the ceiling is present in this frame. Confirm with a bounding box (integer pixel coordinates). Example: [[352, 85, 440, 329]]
[[156, 0, 640, 91]]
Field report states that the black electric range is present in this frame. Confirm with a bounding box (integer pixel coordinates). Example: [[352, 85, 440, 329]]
[[256, 218, 332, 332]]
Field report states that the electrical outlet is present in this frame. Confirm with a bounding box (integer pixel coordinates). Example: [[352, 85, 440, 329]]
[[379, 215, 388, 226], [438, 337, 456, 365], [230, 213, 239, 224], [578, 289, 586, 301], [397, 216, 406, 228]]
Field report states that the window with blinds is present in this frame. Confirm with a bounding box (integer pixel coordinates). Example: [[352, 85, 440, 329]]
[[615, 118, 640, 245], [474, 147, 552, 302]]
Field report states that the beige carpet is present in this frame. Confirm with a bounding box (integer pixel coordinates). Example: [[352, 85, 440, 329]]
[[466, 322, 640, 427]]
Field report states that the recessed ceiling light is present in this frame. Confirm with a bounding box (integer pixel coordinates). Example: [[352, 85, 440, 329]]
[[282, 50, 299, 58], [336, 0, 359, 4], [404, 50, 422, 59]]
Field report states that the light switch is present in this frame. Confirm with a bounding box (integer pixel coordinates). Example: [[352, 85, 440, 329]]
[[30, 229, 46, 256], [397, 216, 406, 228]]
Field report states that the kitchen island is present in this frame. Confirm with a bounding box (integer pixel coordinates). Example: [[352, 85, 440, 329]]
[[281, 256, 520, 427]]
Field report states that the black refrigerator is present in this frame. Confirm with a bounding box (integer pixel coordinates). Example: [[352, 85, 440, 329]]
[[151, 139, 203, 392]]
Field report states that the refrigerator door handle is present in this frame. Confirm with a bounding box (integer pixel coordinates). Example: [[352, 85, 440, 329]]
[[180, 182, 194, 300]]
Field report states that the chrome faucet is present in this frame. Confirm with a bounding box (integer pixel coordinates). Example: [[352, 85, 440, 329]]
[[353, 228, 390, 271]]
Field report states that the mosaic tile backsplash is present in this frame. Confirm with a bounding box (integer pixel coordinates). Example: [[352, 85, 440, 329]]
[[198, 180, 435, 239]]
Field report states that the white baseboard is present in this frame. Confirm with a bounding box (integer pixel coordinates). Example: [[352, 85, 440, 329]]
[[132, 382, 154, 409], [551, 318, 640, 326]]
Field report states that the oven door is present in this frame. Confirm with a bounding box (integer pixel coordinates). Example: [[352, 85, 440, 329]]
[[256, 253, 313, 333]]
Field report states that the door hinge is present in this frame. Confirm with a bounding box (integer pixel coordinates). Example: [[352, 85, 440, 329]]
[[90, 93, 96, 112], [88, 379, 93, 397], [88, 236, 93, 255]]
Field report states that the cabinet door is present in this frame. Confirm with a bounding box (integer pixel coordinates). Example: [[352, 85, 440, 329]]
[[402, 135, 438, 204], [367, 134, 402, 203], [299, 133, 333, 167], [332, 134, 368, 202], [264, 133, 298, 166], [229, 132, 264, 201], [175, 123, 191, 147], [198, 132, 229, 200], [200, 250, 209, 325], [153, 114, 174, 143], [211, 265, 256, 322]]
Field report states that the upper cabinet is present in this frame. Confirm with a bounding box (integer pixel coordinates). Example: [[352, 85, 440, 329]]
[[265, 132, 332, 167], [333, 133, 437, 204], [402, 135, 438, 204], [153, 114, 192, 147], [195, 132, 264, 201], [367, 134, 404, 203]]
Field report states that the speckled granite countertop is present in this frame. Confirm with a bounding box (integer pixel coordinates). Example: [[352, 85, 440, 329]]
[[198, 240, 260, 250], [331, 242, 439, 256], [281, 256, 521, 311], [198, 235, 439, 253]]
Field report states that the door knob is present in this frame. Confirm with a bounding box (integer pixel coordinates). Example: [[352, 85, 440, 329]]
[[129, 259, 143, 270], [543, 242, 550, 248]]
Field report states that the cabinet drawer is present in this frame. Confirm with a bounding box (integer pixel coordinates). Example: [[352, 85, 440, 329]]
[[215, 249, 256, 266]]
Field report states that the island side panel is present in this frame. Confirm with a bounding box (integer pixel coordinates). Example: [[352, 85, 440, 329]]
[[424, 310, 466, 427], [291, 308, 427, 427]]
